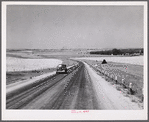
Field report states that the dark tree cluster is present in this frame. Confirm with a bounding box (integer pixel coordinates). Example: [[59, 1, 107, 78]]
[[90, 48, 143, 55]]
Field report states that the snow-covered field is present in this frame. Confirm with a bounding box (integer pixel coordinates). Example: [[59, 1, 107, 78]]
[[7, 57, 62, 72], [74, 56, 144, 65]]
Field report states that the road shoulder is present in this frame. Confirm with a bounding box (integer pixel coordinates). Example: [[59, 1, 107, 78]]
[[83, 61, 141, 110]]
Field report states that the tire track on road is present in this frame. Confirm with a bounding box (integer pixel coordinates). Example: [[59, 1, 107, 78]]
[[6, 65, 79, 109], [7, 74, 67, 109], [74, 64, 98, 109], [43, 63, 83, 109]]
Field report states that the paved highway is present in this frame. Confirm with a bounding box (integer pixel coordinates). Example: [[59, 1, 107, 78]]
[[6, 61, 141, 109]]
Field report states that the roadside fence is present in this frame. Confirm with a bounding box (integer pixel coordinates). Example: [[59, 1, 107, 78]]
[[87, 63, 143, 102], [91, 64, 136, 96]]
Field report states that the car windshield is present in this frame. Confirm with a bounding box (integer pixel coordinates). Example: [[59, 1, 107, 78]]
[[58, 64, 66, 67]]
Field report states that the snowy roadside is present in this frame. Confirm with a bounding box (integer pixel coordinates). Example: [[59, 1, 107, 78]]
[[83, 62, 141, 110], [6, 71, 56, 95]]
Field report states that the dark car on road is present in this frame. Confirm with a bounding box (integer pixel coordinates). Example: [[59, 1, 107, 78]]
[[56, 64, 68, 74]]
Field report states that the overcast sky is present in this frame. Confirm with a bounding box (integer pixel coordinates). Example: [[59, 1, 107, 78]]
[[7, 5, 143, 49]]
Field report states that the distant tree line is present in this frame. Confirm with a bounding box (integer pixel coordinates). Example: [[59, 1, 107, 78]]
[[90, 48, 143, 55]]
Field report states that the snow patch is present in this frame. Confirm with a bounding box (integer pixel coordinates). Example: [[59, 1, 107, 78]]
[[74, 56, 143, 65], [7, 57, 62, 72]]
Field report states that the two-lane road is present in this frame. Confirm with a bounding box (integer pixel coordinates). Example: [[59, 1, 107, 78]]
[[6, 61, 141, 110]]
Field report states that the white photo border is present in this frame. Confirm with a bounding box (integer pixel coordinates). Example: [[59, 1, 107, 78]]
[[2, 1, 148, 120]]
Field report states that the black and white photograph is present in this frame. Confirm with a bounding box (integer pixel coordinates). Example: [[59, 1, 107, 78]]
[[2, 1, 148, 120]]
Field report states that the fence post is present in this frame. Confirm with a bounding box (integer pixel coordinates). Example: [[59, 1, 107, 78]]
[[110, 74, 112, 80], [100, 69, 102, 74], [111, 74, 113, 80], [99, 69, 102, 73], [107, 73, 109, 77], [115, 75, 117, 84], [129, 83, 133, 94], [105, 71, 107, 76], [102, 70, 104, 75], [122, 78, 125, 88], [107, 73, 109, 81]]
